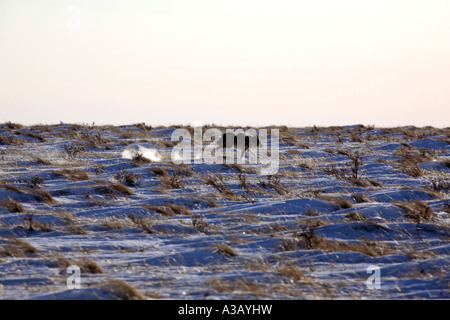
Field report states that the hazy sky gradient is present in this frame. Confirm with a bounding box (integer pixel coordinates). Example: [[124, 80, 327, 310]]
[[1, 0, 449, 126]]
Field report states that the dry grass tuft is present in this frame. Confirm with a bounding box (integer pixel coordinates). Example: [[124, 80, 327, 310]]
[[131, 152, 152, 165], [17, 131, 46, 142], [280, 227, 389, 257], [27, 188, 56, 204], [213, 243, 239, 257], [276, 265, 313, 283], [100, 217, 124, 230], [127, 213, 153, 233], [55, 168, 90, 181], [0, 198, 26, 213], [191, 214, 209, 233], [394, 145, 433, 178], [78, 257, 105, 274], [204, 173, 241, 200], [351, 193, 371, 203], [96, 279, 146, 300], [141, 203, 192, 216], [394, 200, 435, 223], [51, 255, 104, 274], [0, 237, 39, 257], [64, 224, 88, 235], [257, 175, 289, 195], [315, 195, 353, 209], [148, 167, 169, 177], [158, 171, 185, 189], [345, 212, 367, 221], [95, 181, 134, 197]]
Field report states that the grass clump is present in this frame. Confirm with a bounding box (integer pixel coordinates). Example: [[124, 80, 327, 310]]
[[394, 200, 435, 223], [0, 198, 26, 213], [213, 243, 239, 257], [0, 237, 39, 257]]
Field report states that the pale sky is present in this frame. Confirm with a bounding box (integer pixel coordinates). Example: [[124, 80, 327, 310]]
[[1, 0, 449, 127]]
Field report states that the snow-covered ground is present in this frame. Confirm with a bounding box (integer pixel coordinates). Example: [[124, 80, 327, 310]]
[[0, 123, 448, 299]]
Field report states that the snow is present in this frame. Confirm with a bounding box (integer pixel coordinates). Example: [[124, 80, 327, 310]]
[[0, 124, 449, 300]]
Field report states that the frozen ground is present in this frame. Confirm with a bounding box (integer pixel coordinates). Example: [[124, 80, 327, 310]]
[[0, 123, 448, 299]]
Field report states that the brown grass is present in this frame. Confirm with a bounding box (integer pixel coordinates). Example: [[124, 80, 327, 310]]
[[158, 172, 185, 189], [0, 183, 55, 204], [127, 213, 153, 233], [315, 195, 353, 209], [141, 203, 192, 216], [280, 227, 389, 257], [100, 217, 124, 230], [213, 243, 239, 257], [26, 188, 56, 204], [0, 198, 26, 212], [64, 224, 88, 235], [77, 257, 105, 274], [394, 145, 433, 178], [204, 174, 241, 200], [0, 135, 27, 145], [0, 237, 39, 257], [394, 200, 435, 223], [55, 168, 90, 181], [276, 265, 313, 283], [148, 166, 169, 177], [95, 181, 134, 197], [345, 212, 367, 222], [351, 193, 371, 203], [191, 214, 209, 233], [17, 131, 46, 142], [257, 175, 289, 195], [31, 156, 52, 166], [4, 121, 24, 130], [51, 255, 104, 274], [131, 152, 152, 165], [96, 279, 146, 300]]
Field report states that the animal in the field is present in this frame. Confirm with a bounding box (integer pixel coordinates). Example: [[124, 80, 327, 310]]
[[217, 132, 261, 158]]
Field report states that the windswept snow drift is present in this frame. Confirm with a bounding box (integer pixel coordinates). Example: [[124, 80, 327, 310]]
[[121, 146, 162, 162]]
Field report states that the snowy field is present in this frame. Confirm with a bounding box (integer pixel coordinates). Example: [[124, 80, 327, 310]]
[[0, 123, 448, 300]]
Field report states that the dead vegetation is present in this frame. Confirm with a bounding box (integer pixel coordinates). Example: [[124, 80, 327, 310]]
[[55, 168, 90, 181], [95, 279, 146, 300], [280, 226, 390, 257], [114, 168, 141, 186], [0, 237, 39, 257], [315, 195, 353, 209], [213, 243, 239, 257], [94, 181, 134, 197], [276, 264, 314, 283], [394, 200, 436, 223], [257, 175, 289, 195], [191, 214, 209, 233], [52, 255, 104, 274], [63, 144, 85, 160], [127, 214, 153, 233], [141, 203, 192, 216], [203, 173, 240, 200], [0, 183, 56, 204], [394, 145, 434, 177], [0, 198, 26, 213]]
